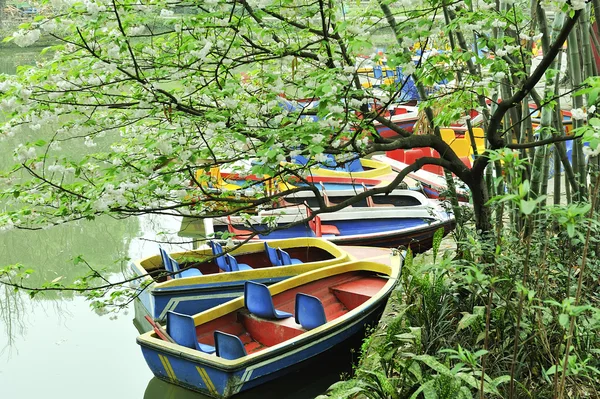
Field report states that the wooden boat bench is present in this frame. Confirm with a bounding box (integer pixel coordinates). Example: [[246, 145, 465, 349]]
[[239, 311, 306, 347], [330, 277, 387, 310]]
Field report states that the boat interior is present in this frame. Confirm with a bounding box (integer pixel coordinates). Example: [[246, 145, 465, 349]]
[[164, 271, 388, 358], [285, 193, 423, 208], [144, 242, 337, 283]]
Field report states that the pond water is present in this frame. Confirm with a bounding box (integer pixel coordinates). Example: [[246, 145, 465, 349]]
[[0, 45, 355, 398], [0, 211, 354, 398]]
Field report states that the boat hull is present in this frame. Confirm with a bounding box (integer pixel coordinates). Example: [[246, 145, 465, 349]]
[[372, 154, 470, 202], [137, 257, 402, 398], [213, 217, 453, 252], [139, 296, 387, 397]]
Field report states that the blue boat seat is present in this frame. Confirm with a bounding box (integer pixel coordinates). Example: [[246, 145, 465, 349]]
[[166, 311, 215, 353], [214, 331, 247, 360], [292, 154, 310, 166], [208, 241, 232, 272], [295, 293, 327, 330], [345, 158, 364, 172], [244, 281, 292, 319], [159, 247, 174, 273], [225, 254, 253, 272], [169, 255, 203, 278], [264, 242, 282, 266], [373, 65, 383, 80], [276, 248, 302, 265]]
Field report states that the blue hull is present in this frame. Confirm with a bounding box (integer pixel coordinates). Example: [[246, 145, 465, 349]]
[[217, 217, 455, 252], [138, 294, 388, 398]]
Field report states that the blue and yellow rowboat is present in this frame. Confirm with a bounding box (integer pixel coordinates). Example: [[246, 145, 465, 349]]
[[137, 250, 402, 398], [129, 238, 350, 324]]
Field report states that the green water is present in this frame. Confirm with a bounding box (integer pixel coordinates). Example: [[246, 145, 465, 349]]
[[0, 45, 183, 398]]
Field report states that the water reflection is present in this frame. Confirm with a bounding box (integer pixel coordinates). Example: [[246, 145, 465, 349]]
[[0, 46, 42, 74], [0, 214, 191, 398], [0, 216, 139, 296]]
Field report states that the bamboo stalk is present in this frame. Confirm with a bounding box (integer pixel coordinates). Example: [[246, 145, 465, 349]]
[[579, 5, 595, 82], [566, 23, 587, 200], [554, 145, 562, 204], [530, 10, 564, 202]]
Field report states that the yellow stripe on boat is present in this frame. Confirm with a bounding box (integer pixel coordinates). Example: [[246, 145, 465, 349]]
[[159, 354, 177, 381], [310, 158, 393, 179], [132, 238, 349, 289], [196, 366, 218, 396]]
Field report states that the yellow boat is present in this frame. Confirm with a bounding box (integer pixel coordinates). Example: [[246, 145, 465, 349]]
[[129, 238, 388, 325]]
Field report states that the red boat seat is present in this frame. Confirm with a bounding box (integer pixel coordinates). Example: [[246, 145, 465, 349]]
[[403, 148, 429, 166], [320, 183, 335, 207], [386, 149, 405, 163], [460, 156, 472, 168], [422, 150, 443, 175], [362, 183, 393, 208], [304, 203, 340, 237], [227, 216, 256, 240]]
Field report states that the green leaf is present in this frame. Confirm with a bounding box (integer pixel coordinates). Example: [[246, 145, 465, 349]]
[[492, 375, 511, 386], [413, 355, 453, 376], [566, 223, 575, 238], [409, 379, 436, 399], [457, 312, 480, 331], [559, 313, 569, 328], [589, 117, 600, 127], [519, 199, 537, 215], [518, 180, 530, 198]]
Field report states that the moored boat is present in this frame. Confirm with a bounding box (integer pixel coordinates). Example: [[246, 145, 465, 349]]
[[137, 252, 403, 398], [372, 153, 470, 202], [304, 157, 395, 179], [129, 238, 350, 324], [371, 105, 420, 138], [211, 189, 455, 252]]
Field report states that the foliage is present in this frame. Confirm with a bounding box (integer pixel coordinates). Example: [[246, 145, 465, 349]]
[[321, 200, 600, 397]]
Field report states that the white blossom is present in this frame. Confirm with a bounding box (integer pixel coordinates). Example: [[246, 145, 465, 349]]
[[12, 29, 41, 47], [84, 136, 97, 147], [571, 108, 586, 120], [313, 152, 329, 164], [583, 145, 600, 157], [129, 25, 147, 35], [330, 105, 344, 114], [41, 19, 57, 33], [312, 133, 325, 144]]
